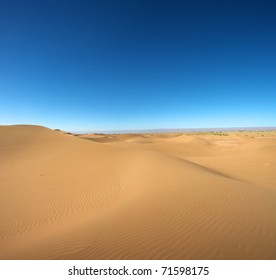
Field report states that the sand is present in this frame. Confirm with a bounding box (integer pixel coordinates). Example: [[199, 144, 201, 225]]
[[0, 125, 276, 259]]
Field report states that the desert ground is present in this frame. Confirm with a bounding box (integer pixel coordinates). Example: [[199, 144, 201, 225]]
[[0, 125, 276, 259]]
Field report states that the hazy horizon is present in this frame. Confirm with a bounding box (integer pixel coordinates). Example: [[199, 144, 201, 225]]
[[1, 0, 276, 131], [72, 126, 276, 134], [1, 123, 276, 134]]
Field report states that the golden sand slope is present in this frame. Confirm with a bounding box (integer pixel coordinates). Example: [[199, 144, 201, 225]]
[[0, 125, 276, 259]]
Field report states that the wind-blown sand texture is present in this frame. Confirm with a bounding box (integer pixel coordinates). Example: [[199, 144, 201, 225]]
[[0, 125, 276, 259]]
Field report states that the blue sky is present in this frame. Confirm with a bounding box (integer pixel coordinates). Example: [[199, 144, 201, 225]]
[[1, 0, 276, 131]]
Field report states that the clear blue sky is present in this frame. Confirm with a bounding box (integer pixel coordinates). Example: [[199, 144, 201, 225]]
[[1, 0, 276, 131]]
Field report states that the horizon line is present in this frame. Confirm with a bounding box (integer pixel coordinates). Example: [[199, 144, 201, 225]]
[[71, 126, 276, 134], [2, 124, 276, 134]]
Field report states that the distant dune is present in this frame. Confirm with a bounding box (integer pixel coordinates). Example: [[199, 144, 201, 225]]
[[0, 125, 276, 259]]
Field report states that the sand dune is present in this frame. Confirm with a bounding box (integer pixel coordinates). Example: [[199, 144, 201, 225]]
[[0, 125, 276, 259]]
